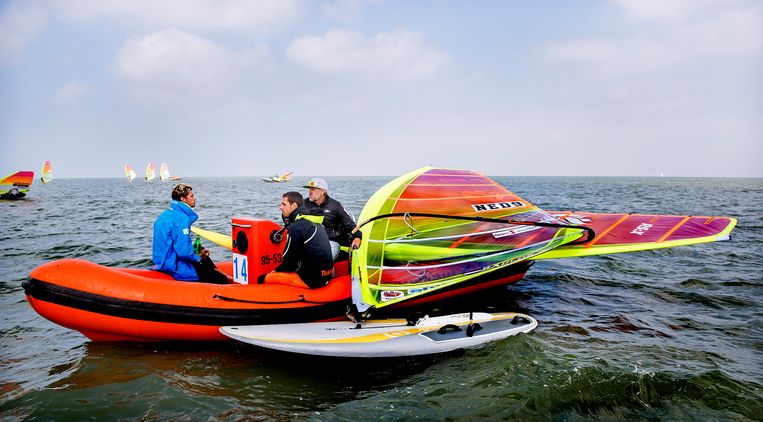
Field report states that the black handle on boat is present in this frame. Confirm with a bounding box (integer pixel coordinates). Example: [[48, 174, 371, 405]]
[[354, 212, 595, 245], [270, 228, 286, 243]]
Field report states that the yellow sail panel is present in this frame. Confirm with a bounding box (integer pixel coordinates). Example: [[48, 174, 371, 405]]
[[190, 226, 232, 249]]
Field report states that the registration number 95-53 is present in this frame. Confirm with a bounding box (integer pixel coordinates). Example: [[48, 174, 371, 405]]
[[261, 253, 282, 266]]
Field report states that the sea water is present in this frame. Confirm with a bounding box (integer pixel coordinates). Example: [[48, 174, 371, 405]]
[[1, 176, 761, 420]]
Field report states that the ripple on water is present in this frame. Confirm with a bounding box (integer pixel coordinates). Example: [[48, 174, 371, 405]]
[[1, 176, 761, 420], [524, 367, 763, 420]]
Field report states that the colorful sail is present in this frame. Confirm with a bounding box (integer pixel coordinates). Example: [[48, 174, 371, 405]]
[[40, 161, 53, 184], [531, 211, 736, 259], [145, 162, 156, 182], [159, 163, 170, 181], [351, 167, 586, 311], [0, 171, 34, 199], [124, 164, 136, 182]]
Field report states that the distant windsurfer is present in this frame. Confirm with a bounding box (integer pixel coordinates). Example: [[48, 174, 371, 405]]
[[152, 183, 230, 284], [303, 177, 362, 261], [256, 191, 334, 289]]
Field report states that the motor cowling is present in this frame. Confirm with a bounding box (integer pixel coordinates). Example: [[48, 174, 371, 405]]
[[230, 217, 285, 284]]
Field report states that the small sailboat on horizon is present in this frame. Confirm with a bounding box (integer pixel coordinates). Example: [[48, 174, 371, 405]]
[[124, 164, 137, 182], [159, 163, 182, 181], [40, 161, 53, 184], [159, 163, 170, 181], [145, 163, 156, 182]]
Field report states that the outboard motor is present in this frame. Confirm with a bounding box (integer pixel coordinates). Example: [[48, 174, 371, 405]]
[[230, 217, 285, 284]]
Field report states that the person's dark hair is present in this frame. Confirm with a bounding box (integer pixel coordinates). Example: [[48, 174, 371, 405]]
[[283, 191, 303, 207], [172, 184, 193, 201]]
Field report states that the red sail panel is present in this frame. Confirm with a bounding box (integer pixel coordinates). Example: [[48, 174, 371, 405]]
[[391, 169, 537, 218], [0, 171, 34, 187]]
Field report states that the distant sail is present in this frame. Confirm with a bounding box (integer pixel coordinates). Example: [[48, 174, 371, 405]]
[[159, 163, 170, 181], [0, 171, 34, 199], [145, 162, 156, 182], [41, 160, 53, 184], [124, 164, 136, 182]]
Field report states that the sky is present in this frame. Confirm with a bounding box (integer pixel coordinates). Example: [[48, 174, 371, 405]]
[[1, 0, 761, 178]]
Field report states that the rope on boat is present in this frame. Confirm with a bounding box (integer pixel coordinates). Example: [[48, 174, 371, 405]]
[[211, 294, 342, 305]]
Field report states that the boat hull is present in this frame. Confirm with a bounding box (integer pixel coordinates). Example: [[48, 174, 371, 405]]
[[24, 259, 531, 342], [0, 190, 27, 199]]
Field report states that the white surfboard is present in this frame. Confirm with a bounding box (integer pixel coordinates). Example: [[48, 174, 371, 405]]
[[220, 312, 537, 357]]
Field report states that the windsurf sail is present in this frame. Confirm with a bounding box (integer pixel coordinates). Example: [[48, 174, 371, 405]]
[[40, 161, 53, 184], [350, 167, 587, 312], [124, 164, 136, 182], [531, 211, 736, 259], [145, 163, 156, 182], [159, 163, 170, 181], [0, 171, 34, 198]]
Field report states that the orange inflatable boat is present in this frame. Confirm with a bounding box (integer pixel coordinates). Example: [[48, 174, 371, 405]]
[[24, 218, 531, 342]]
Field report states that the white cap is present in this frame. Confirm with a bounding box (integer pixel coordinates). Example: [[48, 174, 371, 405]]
[[303, 177, 328, 191]]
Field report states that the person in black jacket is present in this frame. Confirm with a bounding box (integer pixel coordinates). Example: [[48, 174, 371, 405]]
[[303, 177, 362, 261], [258, 191, 334, 289]]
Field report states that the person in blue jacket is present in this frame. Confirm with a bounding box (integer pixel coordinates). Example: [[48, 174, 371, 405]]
[[152, 183, 229, 284]]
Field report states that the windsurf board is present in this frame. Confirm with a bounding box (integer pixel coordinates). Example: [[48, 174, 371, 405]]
[[220, 312, 536, 357]]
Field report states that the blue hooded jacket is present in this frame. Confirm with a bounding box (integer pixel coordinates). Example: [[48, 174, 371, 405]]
[[152, 200, 200, 280]]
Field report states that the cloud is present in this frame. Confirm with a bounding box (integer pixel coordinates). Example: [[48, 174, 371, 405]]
[[0, 1, 47, 63], [540, 3, 763, 73], [115, 28, 267, 102], [287, 29, 448, 80], [322, 0, 383, 23], [50, 0, 301, 30], [610, 0, 727, 20], [53, 81, 87, 104]]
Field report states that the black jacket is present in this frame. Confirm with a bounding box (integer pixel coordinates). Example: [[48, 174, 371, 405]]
[[275, 206, 334, 288], [304, 194, 362, 247]]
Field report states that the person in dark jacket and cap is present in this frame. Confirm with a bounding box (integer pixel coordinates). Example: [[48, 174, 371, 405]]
[[257, 191, 334, 289], [303, 177, 362, 261]]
